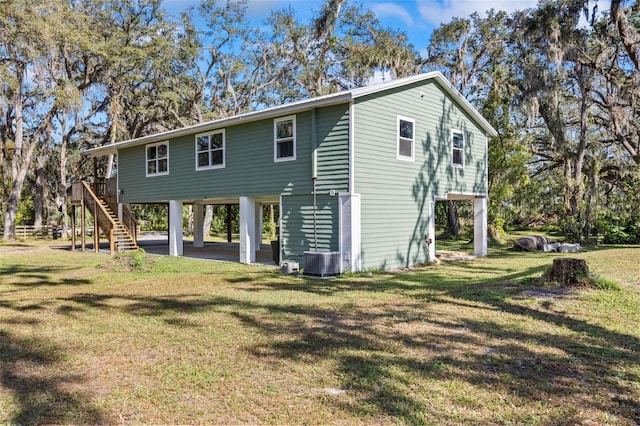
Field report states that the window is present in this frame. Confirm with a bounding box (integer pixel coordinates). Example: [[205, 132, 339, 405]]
[[196, 130, 225, 170], [397, 116, 415, 161], [274, 116, 296, 162], [451, 130, 464, 168], [146, 141, 169, 176]]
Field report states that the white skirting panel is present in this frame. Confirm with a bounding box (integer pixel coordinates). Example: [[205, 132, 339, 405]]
[[339, 193, 361, 273]]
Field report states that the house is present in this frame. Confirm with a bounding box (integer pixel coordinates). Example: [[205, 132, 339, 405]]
[[85, 71, 498, 272]]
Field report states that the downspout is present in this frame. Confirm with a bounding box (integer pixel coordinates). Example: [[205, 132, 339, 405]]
[[312, 107, 318, 251]]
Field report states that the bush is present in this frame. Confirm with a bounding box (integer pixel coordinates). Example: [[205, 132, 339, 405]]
[[597, 214, 640, 244], [595, 278, 622, 291], [101, 249, 153, 272]]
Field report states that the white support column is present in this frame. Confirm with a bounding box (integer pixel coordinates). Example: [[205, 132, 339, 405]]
[[339, 193, 362, 273], [255, 203, 262, 250], [239, 196, 257, 264], [117, 203, 124, 222], [193, 204, 205, 248], [428, 200, 436, 262], [169, 200, 183, 257], [474, 197, 488, 257]]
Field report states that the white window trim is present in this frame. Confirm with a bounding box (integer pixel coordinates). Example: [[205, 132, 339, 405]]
[[145, 141, 169, 177], [451, 129, 465, 169], [195, 129, 226, 171], [397, 115, 415, 161], [274, 115, 296, 162]]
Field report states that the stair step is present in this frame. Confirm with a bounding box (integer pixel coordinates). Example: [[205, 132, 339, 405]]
[[81, 185, 139, 255]]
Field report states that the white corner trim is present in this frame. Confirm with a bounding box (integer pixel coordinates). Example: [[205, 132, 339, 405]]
[[349, 101, 355, 194]]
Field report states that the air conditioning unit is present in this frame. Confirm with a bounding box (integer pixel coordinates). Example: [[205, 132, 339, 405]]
[[303, 251, 341, 277]]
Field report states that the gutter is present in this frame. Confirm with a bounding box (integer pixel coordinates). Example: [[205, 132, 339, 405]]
[[311, 107, 318, 251]]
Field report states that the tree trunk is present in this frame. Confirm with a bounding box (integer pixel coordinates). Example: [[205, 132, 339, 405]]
[[583, 159, 599, 243], [268, 204, 276, 240], [567, 62, 591, 237], [59, 116, 69, 238], [187, 205, 194, 236], [33, 149, 47, 230], [3, 74, 26, 240], [446, 200, 460, 237], [202, 205, 213, 238]]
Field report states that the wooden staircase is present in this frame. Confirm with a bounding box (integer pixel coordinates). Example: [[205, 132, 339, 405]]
[[71, 180, 139, 254], [97, 198, 139, 252]]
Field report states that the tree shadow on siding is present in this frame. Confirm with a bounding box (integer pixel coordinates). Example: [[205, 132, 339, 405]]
[[401, 94, 478, 268]]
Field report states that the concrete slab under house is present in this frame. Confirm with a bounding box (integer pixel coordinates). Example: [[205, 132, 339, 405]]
[[78, 71, 497, 274]]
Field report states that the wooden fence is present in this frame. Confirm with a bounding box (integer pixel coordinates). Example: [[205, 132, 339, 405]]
[[0, 225, 85, 239]]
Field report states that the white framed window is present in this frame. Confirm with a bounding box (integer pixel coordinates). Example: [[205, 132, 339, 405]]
[[196, 130, 225, 170], [274, 115, 296, 162], [397, 116, 415, 161], [146, 141, 169, 177], [451, 130, 465, 168]]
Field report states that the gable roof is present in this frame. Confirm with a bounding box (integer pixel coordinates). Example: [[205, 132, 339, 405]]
[[87, 71, 498, 156]]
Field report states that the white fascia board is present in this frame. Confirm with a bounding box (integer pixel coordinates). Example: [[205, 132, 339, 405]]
[[86, 92, 353, 157]]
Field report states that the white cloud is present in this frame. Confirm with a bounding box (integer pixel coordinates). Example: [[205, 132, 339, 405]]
[[417, 0, 538, 25], [367, 69, 393, 85], [417, 0, 611, 26], [372, 2, 414, 27]]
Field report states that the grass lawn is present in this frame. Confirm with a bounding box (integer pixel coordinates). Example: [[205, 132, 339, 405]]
[[1, 238, 639, 425]]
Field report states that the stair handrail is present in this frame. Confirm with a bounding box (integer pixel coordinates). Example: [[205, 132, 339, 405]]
[[81, 181, 118, 233], [102, 197, 138, 243], [120, 204, 138, 242]]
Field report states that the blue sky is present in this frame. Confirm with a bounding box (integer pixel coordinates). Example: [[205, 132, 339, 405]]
[[162, 0, 610, 56]]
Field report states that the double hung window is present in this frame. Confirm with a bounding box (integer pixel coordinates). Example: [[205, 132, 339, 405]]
[[274, 116, 296, 162], [196, 130, 225, 170], [146, 142, 169, 176], [451, 130, 464, 168], [397, 116, 415, 161]]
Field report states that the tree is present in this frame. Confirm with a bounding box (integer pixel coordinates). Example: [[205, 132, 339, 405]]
[[0, 0, 65, 239], [508, 0, 600, 239], [263, 0, 419, 101], [423, 10, 515, 236]]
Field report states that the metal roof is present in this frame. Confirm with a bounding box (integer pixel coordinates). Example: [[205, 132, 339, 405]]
[[86, 71, 498, 156]]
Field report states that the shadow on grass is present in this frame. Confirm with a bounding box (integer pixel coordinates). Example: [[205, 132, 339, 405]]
[[0, 265, 90, 288], [1, 255, 639, 423], [0, 329, 108, 424], [44, 272, 640, 423]]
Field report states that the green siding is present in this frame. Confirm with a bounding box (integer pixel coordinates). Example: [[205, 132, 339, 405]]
[[118, 104, 349, 203], [316, 106, 350, 192], [280, 194, 339, 267], [354, 79, 488, 270]]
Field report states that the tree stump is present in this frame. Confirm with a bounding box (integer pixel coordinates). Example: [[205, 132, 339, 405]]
[[546, 258, 591, 287]]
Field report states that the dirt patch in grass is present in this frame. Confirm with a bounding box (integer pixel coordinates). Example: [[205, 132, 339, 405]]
[[519, 287, 575, 299]]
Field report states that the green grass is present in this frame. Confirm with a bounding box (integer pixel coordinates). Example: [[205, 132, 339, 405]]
[[1, 239, 639, 424]]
